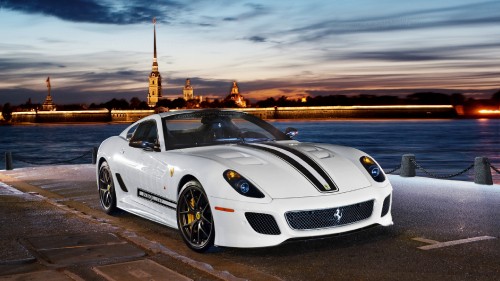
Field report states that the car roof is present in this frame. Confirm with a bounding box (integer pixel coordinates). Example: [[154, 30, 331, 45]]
[[157, 108, 244, 118]]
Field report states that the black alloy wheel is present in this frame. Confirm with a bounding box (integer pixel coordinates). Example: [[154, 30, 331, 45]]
[[98, 161, 117, 214], [177, 180, 215, 252]]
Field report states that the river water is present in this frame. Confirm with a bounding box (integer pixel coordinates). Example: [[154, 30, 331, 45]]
[[1, 119, 499, 183]]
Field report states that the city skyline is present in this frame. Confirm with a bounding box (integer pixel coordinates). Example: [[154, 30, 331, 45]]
[[1, 0, 500, 105]]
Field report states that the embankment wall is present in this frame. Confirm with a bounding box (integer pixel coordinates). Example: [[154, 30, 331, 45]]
[[10, 105, 457, 123], [237, 105, 456, 119]]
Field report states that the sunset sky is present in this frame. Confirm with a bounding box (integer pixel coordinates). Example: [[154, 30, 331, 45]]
[[1, 0, 499, 105]]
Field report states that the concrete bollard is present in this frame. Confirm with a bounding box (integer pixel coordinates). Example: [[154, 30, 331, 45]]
[[92, 147, 98, 165], [400, 154, 416, 177], [474, 157, 493, 185], [5, 152, 13, 170]]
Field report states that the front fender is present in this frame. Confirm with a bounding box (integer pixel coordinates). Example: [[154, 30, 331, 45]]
[[169, 152, 272, 204]]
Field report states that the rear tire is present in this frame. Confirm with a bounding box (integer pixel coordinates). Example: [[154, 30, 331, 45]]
[[177, 180, 215, 252], [98, 161, 117, 214]]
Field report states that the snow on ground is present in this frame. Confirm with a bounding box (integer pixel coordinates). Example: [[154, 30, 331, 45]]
[[388, 174, 500, 191], [388, 174, 500, 207]]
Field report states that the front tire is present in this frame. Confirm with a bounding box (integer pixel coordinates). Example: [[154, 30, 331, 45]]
[[177, 180, 215, 252], [98, 161, 117, 214]]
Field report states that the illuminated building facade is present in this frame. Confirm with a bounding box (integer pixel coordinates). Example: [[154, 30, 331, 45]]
[[147, 18, 162, 107], [225, 81, 247, 107], [183, 78, 194, 100]]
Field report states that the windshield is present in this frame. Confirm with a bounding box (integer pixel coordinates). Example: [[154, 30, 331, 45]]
[[162, 110, 289, 150]]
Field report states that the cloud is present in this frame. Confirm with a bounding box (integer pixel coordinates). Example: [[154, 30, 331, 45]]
[[0, 58, 66, 71], [191, 2, 269, 28], [0, 88, 43, 105], [247, 36, 266, 43], [283, 1, 500, 43], [240, 3, 268, 19], [336, 39, 500, 63], [0, 0, 183, 24], [349, 51, 446, 62], [78, 69, 145, 84], [223, 3, 268, 22]]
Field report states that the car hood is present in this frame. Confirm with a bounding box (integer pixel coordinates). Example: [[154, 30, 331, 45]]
[[182, 141, 372, 199]]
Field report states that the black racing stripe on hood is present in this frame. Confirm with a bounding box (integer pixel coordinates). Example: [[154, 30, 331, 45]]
[[239, 143, 325, 192], [263, 143, 338, 192]]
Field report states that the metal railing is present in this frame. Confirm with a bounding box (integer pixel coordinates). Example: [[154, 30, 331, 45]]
[[386, 154, 499, 185], [4, 147, 98, 170]]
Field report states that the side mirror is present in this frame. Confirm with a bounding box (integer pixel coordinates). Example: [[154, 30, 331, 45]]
[[129, 140, 160, 152], [285, 127, 299, 138]]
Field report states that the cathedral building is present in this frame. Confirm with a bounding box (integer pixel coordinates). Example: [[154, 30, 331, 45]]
[[225, 81, 247, 107], [147, 18, 162, 107], [183, 78, 194, 100]]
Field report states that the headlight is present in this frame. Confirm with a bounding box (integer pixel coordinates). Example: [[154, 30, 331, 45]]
[[360, 156, 386, 182], [223, 170, 265, 198]]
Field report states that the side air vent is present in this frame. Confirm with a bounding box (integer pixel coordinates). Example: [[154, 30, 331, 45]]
[[381, 195, 391, 217], [115, 173, 128, 192]]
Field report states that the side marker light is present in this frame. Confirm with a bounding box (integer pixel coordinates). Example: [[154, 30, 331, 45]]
[[215, 206, 235, 213]]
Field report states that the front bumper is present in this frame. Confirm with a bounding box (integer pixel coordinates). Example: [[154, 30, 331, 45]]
[[210, 183, 393, 248]]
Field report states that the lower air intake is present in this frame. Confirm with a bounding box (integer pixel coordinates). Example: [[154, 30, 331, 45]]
[[245, 212, 281, 235], [381, 195, 391, 217], [285, 200, 374, 230]]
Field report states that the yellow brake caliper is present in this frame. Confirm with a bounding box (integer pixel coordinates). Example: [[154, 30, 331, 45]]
[[187, 197, 195, 226]]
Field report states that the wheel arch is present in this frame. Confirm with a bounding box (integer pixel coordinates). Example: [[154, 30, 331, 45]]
[[98, 157, 107, 168], [96, 157, 108, 192], [177, 175, 199, 197]]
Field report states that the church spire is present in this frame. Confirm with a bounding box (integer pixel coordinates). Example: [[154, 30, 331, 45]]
[[147, 17, 162, 107], [152, 17, 158, 71], [46, 76, 51, 97]]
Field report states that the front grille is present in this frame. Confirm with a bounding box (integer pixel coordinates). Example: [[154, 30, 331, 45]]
[[245, 212, 281, 235], [381, 195, 391, 217], [285, 200, 374, 230]]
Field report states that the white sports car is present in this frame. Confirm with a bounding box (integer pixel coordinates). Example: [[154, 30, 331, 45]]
[[96, 109, 393, 252]]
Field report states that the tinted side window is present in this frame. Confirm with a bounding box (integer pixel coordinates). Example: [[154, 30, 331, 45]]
[[130, 120, 158, 144], [126, 124, 139, 140]]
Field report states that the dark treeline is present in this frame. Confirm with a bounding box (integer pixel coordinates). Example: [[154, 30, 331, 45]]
[[256, 92, 480, 107]]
